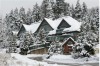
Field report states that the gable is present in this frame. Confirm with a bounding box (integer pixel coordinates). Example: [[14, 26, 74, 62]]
[[17, 25, 26, 36], [35, 19, 53, 33], [57, 19, 71, 29], [63, 37, 75, 46]]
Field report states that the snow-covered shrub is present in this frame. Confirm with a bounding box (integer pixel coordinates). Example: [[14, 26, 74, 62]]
[[20, 32, 33, 55], [47, 41, 63, 58], [72, 43, 95, 59]]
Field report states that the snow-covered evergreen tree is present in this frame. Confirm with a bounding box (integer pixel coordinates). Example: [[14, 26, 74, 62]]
[[81, 2, 87, 20], [72, 43, 95, 59], [41, 0, 49, 18], [74, 0, 82, 20], [64, 3, 72, 16], [26, 8, 32, 24], [52, 0, 66, 19], [19, 7, 26, 24], [48, 41, 63, 57], [32, 3, 41, 22], [14, 8, 19, 19], [37, 28, 47, 44], [7, 32, 17, 53], [20, 32, 34, 55]]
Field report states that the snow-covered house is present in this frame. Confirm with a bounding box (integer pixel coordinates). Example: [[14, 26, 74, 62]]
[[17, 16, 81, 54], [48, 16, 81, 42]]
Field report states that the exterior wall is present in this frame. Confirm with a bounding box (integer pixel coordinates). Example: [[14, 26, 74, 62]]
[[35, 19, 53, 34], [63, 44, 69, 53], [62, 38, 75, 54], [57, 19, 71, 29], [63, 45, 73, 54], [17, 25, 26, 37], [29, 48, 48, 54]]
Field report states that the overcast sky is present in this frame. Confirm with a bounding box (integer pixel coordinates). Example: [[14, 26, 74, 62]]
[[0, 0, 99, 18]]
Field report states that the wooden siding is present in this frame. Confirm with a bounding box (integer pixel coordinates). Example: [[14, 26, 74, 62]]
[[62, 38, 75, 54], [57, 19, 71, 29], [35, 19, 53, 34], [29, 48, 48, 54], [17, 25, 26, 37]]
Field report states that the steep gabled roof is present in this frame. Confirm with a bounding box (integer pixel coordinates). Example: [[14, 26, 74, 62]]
[[23, 22, 41, 33], [44, 18, 61, 30], [48, 16, 81, 35], [18, 16, 81, 35], [62, 16, 81, 32], [62, 37, 76, 46]]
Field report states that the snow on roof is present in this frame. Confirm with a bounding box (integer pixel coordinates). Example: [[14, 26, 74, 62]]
[[62, 37, 76, 46], [12, 31, 18, 35], [23, 22, 41, 33], [22, 16, 81, 34], [44, 18, 62, 30], [47, 16, 81, 35], [48, 30, 56, 35], [63, 16, 81, 32]]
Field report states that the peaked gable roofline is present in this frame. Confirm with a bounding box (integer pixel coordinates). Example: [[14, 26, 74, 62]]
[[57, 19, 71, 29], [35, 18, 54, 33], [62, 37, 76, 46], [18, 16, 81, 36], [17, 25, 25, 36]]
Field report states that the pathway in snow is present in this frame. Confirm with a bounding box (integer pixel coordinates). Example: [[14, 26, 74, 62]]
[[27, 54, 99, 66]]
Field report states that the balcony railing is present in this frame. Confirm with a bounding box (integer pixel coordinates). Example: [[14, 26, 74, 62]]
[[29, 43, 50, 50]]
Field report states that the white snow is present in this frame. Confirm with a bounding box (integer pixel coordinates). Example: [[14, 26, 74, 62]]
[[45, 16, 81, 31], [26, 54, 43, 58], [45, 18, 61, 30], [22, 16, 81, 35], [0, 49, 99, 66], [63, 16, 81, 32], [48, 30, 56, 35], [8, 53, 67, 66], [62, 37, 75, 46], [12, 31, 18, 35], [44, 54, 99, 64], [23, 22, 41, 33], [47, 16, 81, 35]]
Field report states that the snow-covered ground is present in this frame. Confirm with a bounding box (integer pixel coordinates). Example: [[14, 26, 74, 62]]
[[0, 49, 67, 66], [4, 53, 67, 66], [0, 48, 99, 66], [44, 54, 99, 64]]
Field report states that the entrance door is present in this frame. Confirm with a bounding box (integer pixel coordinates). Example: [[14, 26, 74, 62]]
[[63, 45, 69, 54]]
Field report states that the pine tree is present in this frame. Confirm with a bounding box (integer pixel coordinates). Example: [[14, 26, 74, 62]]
[[19, 7, 26, 24], [53, 0, 66, 19], [37, 28, 47, 44], [64, 3, 71, 16], [72, 43, 95, 59], [20, 32, 35, 55], [71, 5, 75, 18], [82, 2, 87, 20], [77, 7, 99, 47], [32, 3, 41, 22], [74, 0, 82, 19], [26, 8, 32, 24], [9, 10, 14, 17], [47, 0, 54, 18], [8, 32, 17, 53], [41, 0, 49, 18], [14, 8, 19, 19]]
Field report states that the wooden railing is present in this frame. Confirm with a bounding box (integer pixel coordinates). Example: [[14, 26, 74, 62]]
[[29, 43, 50, 51]]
